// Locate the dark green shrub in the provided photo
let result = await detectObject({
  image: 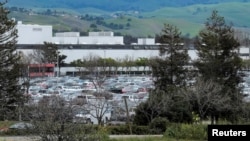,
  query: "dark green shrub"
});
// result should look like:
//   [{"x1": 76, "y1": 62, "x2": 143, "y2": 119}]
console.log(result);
[
  {"x1": 107, "y1": 125, "x2": 130, "y2": 135},
  {"x1": 3, "y1": 128, "x2": 34, "y2": 136},
  {"x1": 149, "y1": 117, "x2": 169, "y2": 134},
  {"x1": 164, "y1": 123, "x2": 207, "y2": 140},
  {"x1": 131, "y1": 125, "x2": 151, "y2": 135}
]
